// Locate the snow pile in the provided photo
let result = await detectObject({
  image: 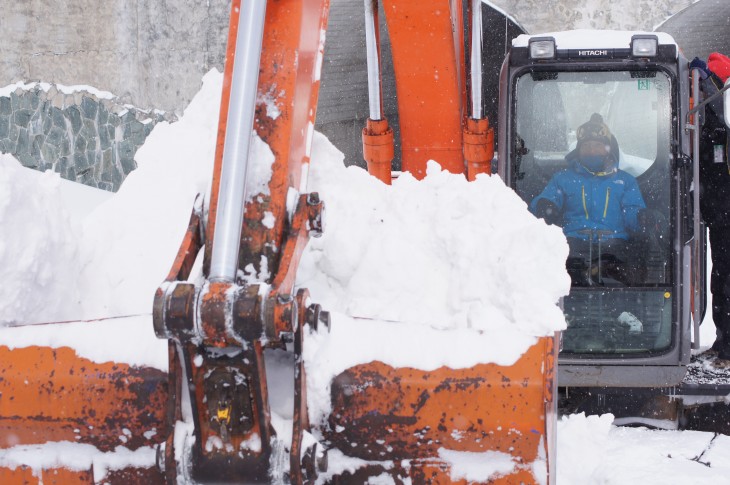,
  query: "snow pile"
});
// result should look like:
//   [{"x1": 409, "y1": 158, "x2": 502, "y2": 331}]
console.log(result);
[
  {"x1": 298, "y1": 132, "x2": 570, "y2": 423},
  {"x1": 0, "y1": 442, "x2": 156, "y2": 483},
  {"x1": 0, "y1": 68, "x2": 222, "y2": 324},
  {"x1": 0, "y1": 315, "x2": 167, "y2": 370},
  {"x1": 299, "y1": 134, "x2": 570, "y2": 333},
  {"x1": 78, "y1": 69, "x2": 222, "y2": 319},
  {"x1": 1, "y1": 66, "x2": 729, "y2": 483},
  {"x1": 438, "y1": 448, "x2": 518, "y2": 483},
  {"x1": 0, "y1": 155, "x2": 85, "y2": 325},
  {"x1": 557, "y1": 413, "x2": 730, "y2": 484}
]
